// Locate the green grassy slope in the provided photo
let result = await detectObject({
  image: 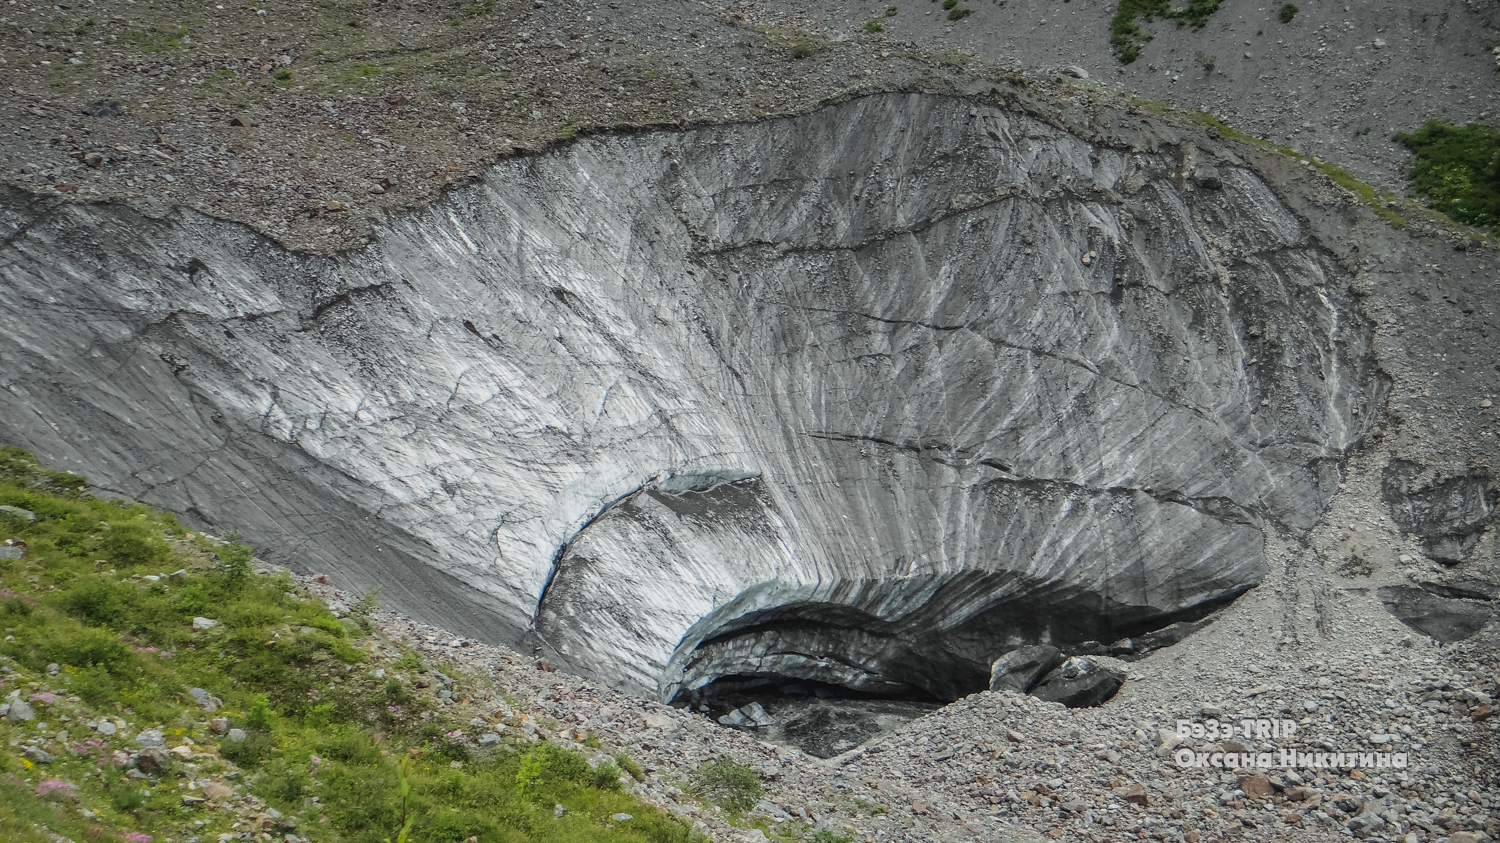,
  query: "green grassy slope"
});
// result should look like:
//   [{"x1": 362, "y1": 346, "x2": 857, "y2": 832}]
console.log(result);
[{"x1": 0, "y1": 446, "x2": 699, "y2": 843}]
